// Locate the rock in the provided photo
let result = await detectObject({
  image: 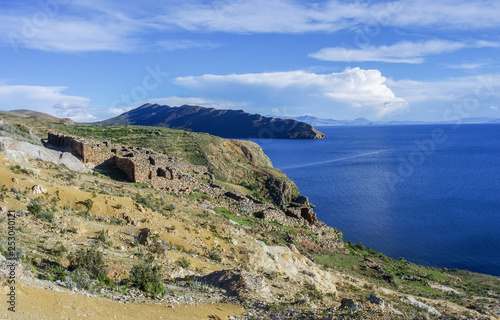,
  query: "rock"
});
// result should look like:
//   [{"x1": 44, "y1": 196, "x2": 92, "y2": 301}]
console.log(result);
[
  {"x1": 136, "y1": 228, "x2": 150, "y2": 245},
  {"x1": 340, "y1": 298, "x2": 362, "y2": 314},
  {"x1": 12, "y1": 178, "x2": 18, "y2": 184},
  {"x1": 197, "y1": 269, "x2": 273, "y2": 302},
  {"x1": 367, "y1": 295, "x2": 384, "y2": 308},
  {"x1": 32, "y1": 185, "x2": 47, "y2": 194},
  {"x1": 401, "y1": 296, "x2": 441, "y2": 316},
  {"x1": 247, "y1": 240, "x2": 337, "y2": 295},
  {"x1": 265, "y1": 176, "x2": 295, "y2": 208},
  {"x1": 122, "y1": 213, "x2": 138, "y2": 226},
  {"x1": 0, "y1": 137, "x2": 90, "y2": 172},
  {"x1": 224, "y1": 191, "x2": 246, "y2": 202},
  {"x1": 134, "y1": 203, "x2": 146, "y2": 213},
  {"x1": 294, "y1": 195, "x2": 309, "y2": 205}
]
